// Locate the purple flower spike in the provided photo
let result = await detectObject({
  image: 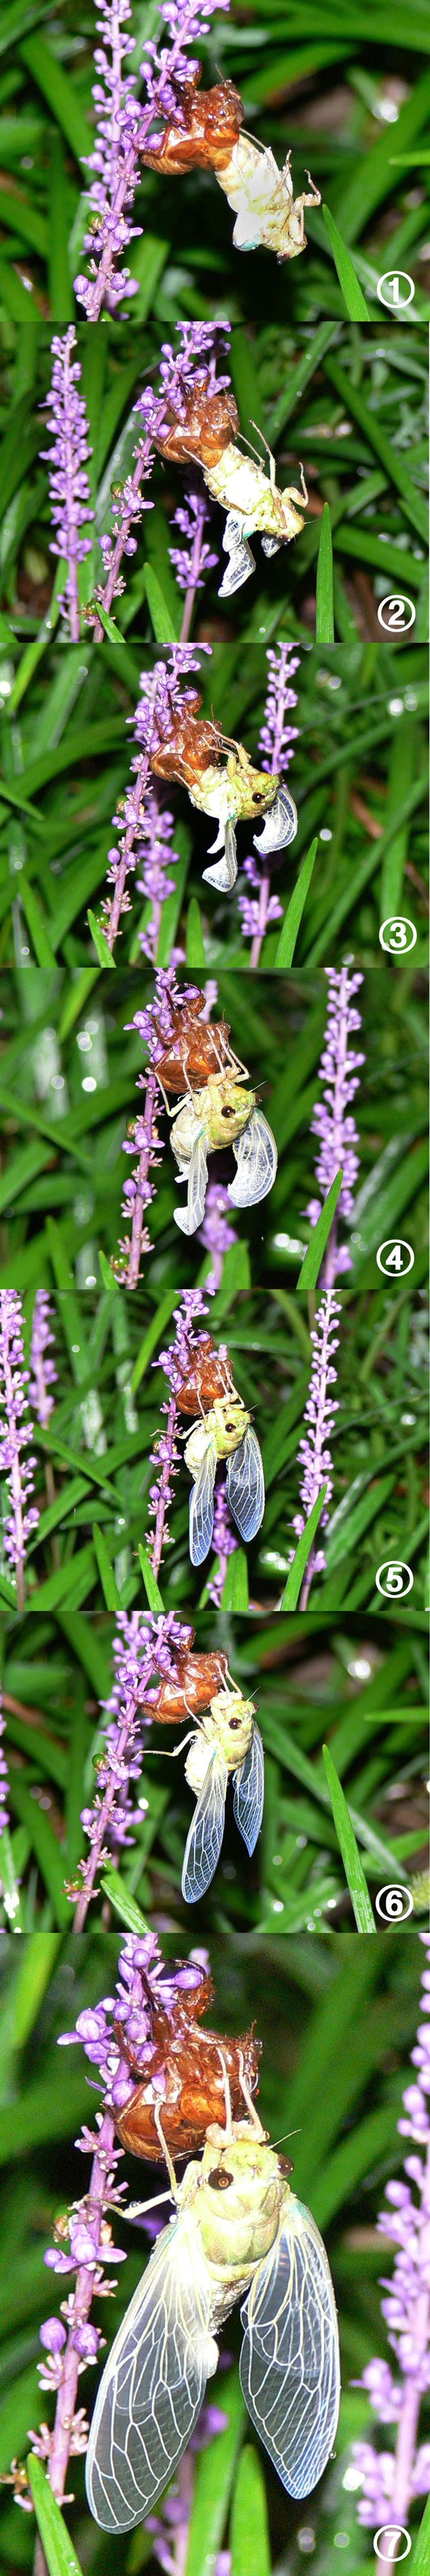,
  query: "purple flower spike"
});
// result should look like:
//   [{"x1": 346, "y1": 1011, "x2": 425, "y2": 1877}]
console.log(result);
[
  {"x1": 307, "y1": 966, "x2": 364, "y2": 1286},
  {"x1": 75, "y1": 0, "x2": 144, "y2": 320},
  {"x1": 99, "y1": 648, "x2": 206, "y2": 956},
  {"x1": 291, "y1": 1289, "x2": 341, "y2": 1610},
  {"x1": 41, "y1": 332, "x2": 94, "y2": 643},
  {"x1": 207, "y1": 1473, "x2": 238, "y2": 1605},
  {"x1": 0, "y1": 1291, "x2": 39, "y2": 1614},
  {"x1": 148, "y1": 1289, "x2": 209, "y2": 1578},
  {"x1": 169, "y1": 481, "x2": 219, "y2": 641},
  {"x1": 142, "y1": 0, "x2": 230, "y2": 126},
  {"x1": 352, "y1": 1935, "x2": 430, "y2": 2531},
  {"x1": 199, "y1": 1181, "x2": 239, "y2": 1295},
  {"x1": 72, "y1": 1611, "x2": 193, "y2": 1930},
  {"x1": 30, "y1": 1293, "x2": 57, "y2": 1429},
  {"x1": 239, "y1": 644, "x2": 300, "y2": 967}
]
